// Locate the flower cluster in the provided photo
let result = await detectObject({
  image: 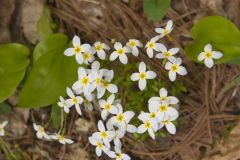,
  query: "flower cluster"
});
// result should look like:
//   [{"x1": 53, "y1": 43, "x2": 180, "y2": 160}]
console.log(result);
[
  {"x1": 0, "y1": 121, "x2": 8, "y2": 136},
  {"x1": 32, "y1": 20, "x2": 188, "y2": 160}
]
